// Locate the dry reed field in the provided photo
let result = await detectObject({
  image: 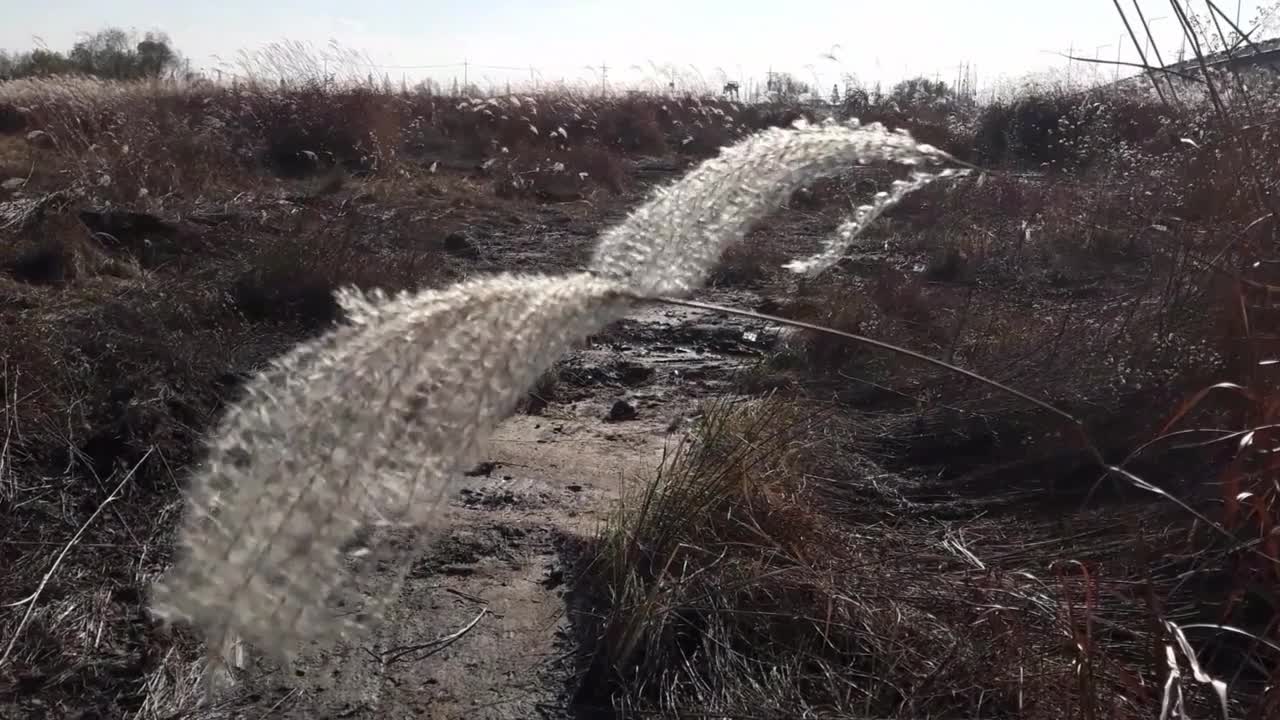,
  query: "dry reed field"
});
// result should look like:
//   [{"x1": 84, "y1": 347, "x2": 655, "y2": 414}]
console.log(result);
[{"x1": 1, "y1": 11, "x2": 1279, "y2": 720}]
